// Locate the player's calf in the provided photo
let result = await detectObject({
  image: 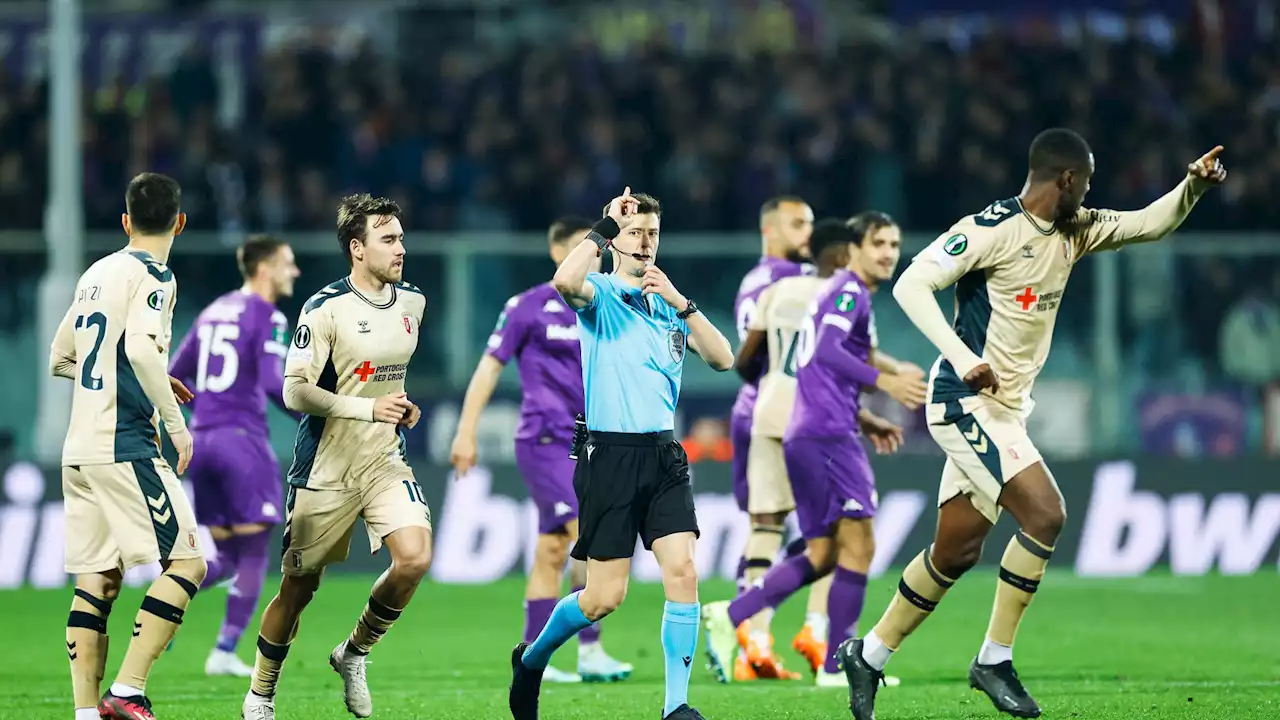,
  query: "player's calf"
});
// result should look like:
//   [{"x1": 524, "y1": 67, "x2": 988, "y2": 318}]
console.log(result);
[
  {"x1": 110, "y1": 557, "x2": 206, "y2": 701},
  {"x1": 68, "y1": 572, "x2": 121, "y2": 720},
  {"x1": 250, "y1": 572, "x2": 320, "y2": 701}
]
